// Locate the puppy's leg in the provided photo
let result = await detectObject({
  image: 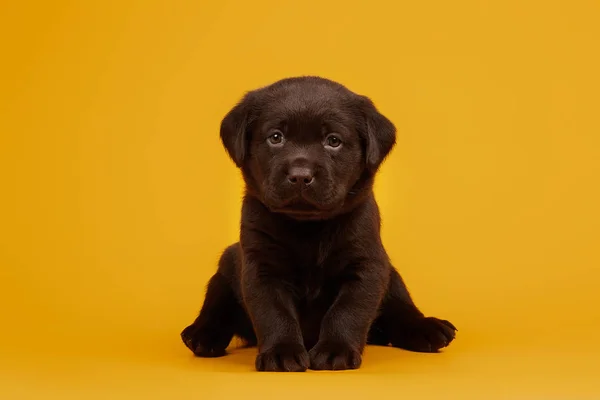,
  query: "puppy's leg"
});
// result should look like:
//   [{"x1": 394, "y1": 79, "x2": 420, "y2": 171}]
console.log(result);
[
  {"x1": 368, "y1": 267, "x2": 457, "y2": 353},
  {"x1": 308, "y1": 265, "x2": 388, "y2": 370},
  {"x1": 243, "y1": 261, "x2": 309, "y2": 372},
  {"x1": 181, "y1": 244, "x2": 251, "y2": 357},
  {"x1": 180, "y1": 271, "x2": 239, "y2": 357}
]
